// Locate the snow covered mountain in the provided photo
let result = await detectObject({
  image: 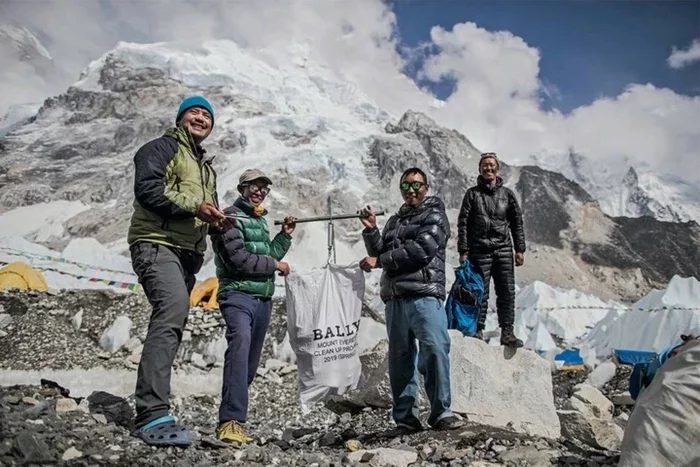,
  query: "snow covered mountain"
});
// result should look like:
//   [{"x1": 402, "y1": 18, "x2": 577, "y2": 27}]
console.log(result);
[
  {"x1": 528, "y1": 150, "x2": 700, "y2": 225},
  {"x1": 0, "y1": 39, "x2": 698, "y2": 302},
  {"x1": 0, "y1": 24, "x2": 56, "y2": 130}
]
